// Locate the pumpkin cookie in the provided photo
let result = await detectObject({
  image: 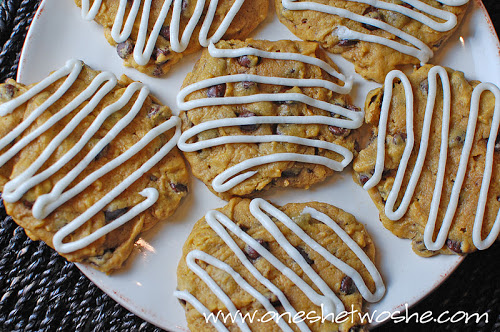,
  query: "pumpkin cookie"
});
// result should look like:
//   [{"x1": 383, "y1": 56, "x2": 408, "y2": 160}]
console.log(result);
[
  {"x1": 275, "y1": 0, "x2": 469, "y2": 83},
  {"x1": 178, "y1": 39, "x2": 364, "y2": 199},
  {"x1": 0, "y1": 60, "x2": 189, "y2": 273},
  {"x1": 175, "y1": 198, "x2": 385, "y2": 331},
  {"x1": 74, "y1": 0, "x2": 268, "y2": 76},
  {"x1": 353, "y1": 65, "x2": 500, "y2": 256}
]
